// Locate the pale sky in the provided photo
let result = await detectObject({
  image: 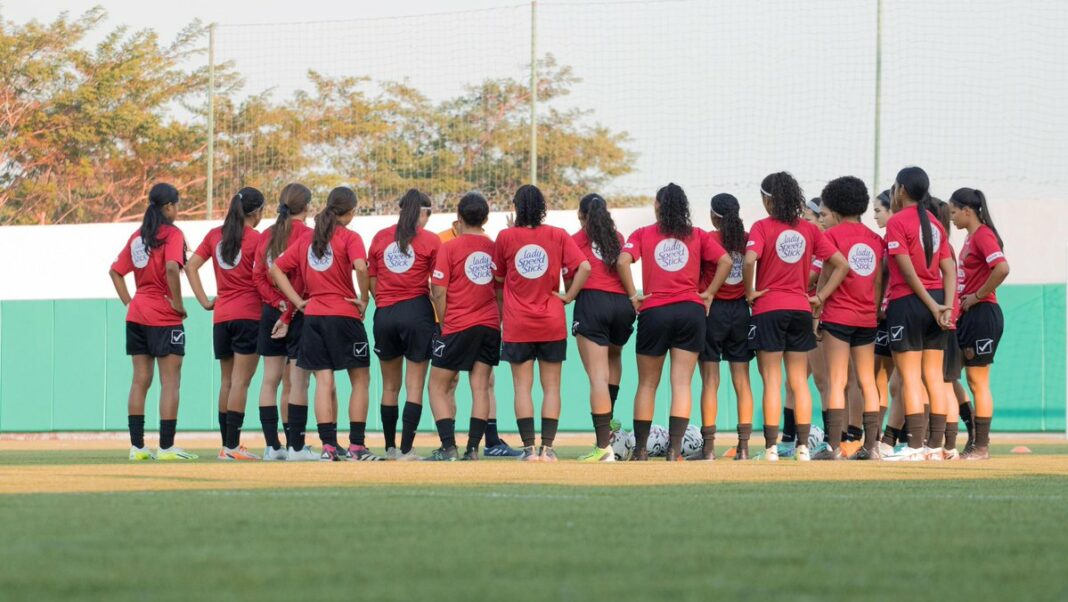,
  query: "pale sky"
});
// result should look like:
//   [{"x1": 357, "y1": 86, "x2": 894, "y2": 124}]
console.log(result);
[{"x1": 5, "y1": 0, "x2": 1067, "y2": 205}]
